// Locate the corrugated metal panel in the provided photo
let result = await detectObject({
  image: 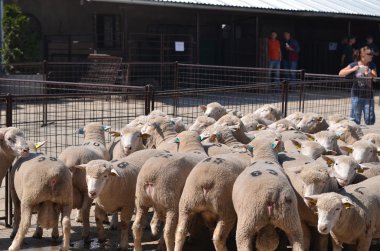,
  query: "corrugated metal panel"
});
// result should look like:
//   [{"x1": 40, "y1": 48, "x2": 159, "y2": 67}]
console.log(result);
[{"x1": 92, "y1": 0, "x2": 380, "y2": 17}]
